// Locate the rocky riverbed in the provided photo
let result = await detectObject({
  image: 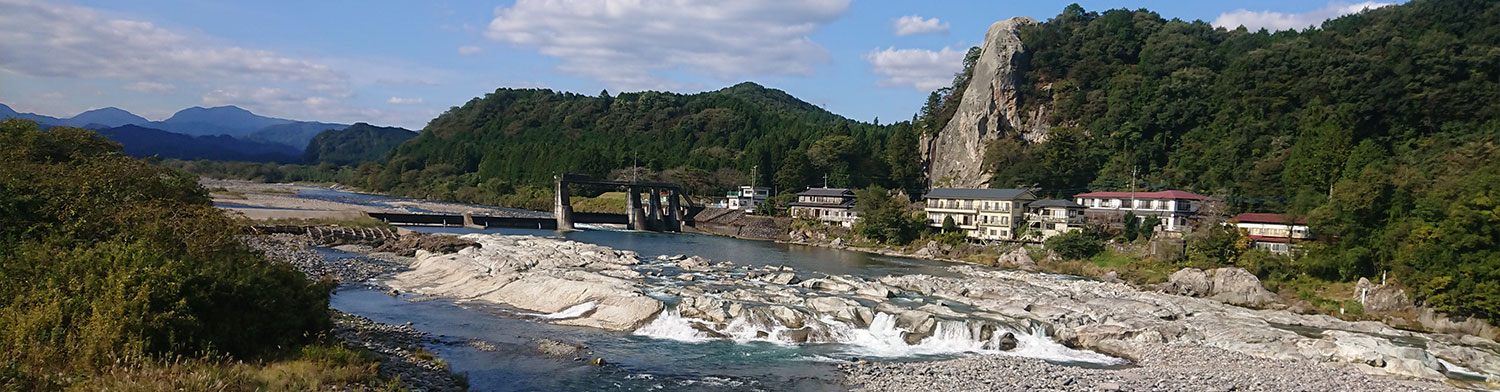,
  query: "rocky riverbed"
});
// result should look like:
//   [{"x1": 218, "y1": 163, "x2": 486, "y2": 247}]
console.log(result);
[
  {"x1": 381, "y1": 232, "x2": 1498, "y2": 391},
  {"x1": 843, "y1": 342, "x2": 1454, "y2": 392}
]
